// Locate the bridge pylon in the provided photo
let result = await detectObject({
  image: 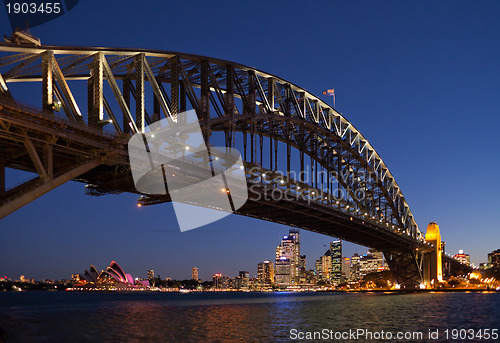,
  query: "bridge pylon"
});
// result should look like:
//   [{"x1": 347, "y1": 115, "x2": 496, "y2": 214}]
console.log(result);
[{"x1": 423, "y1": 221, "x2": 443, "y2": 286}]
